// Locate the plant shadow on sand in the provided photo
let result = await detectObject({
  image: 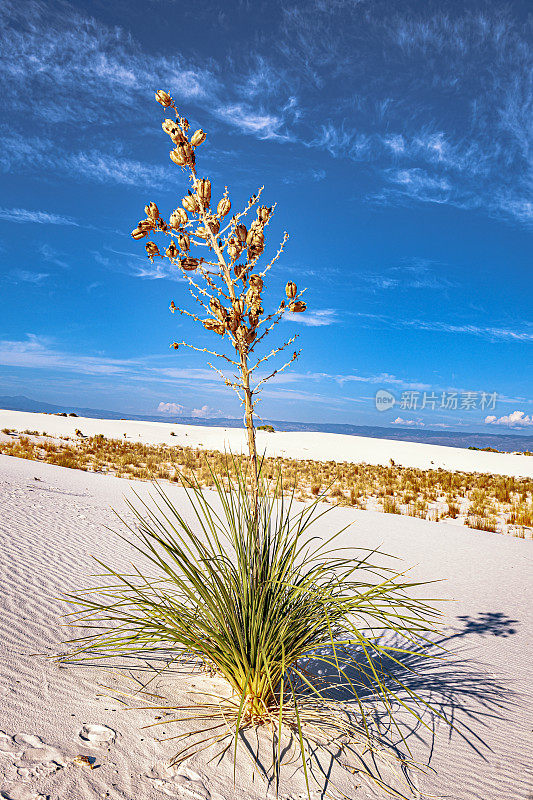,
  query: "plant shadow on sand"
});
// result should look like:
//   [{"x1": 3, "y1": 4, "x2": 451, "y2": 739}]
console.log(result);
[
  {"x1": 290, "y1": 610, "x2": 518, "y2": 796},
  {"x1": 60, "y1": 611, "x2": 517, "y2": 799}
]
